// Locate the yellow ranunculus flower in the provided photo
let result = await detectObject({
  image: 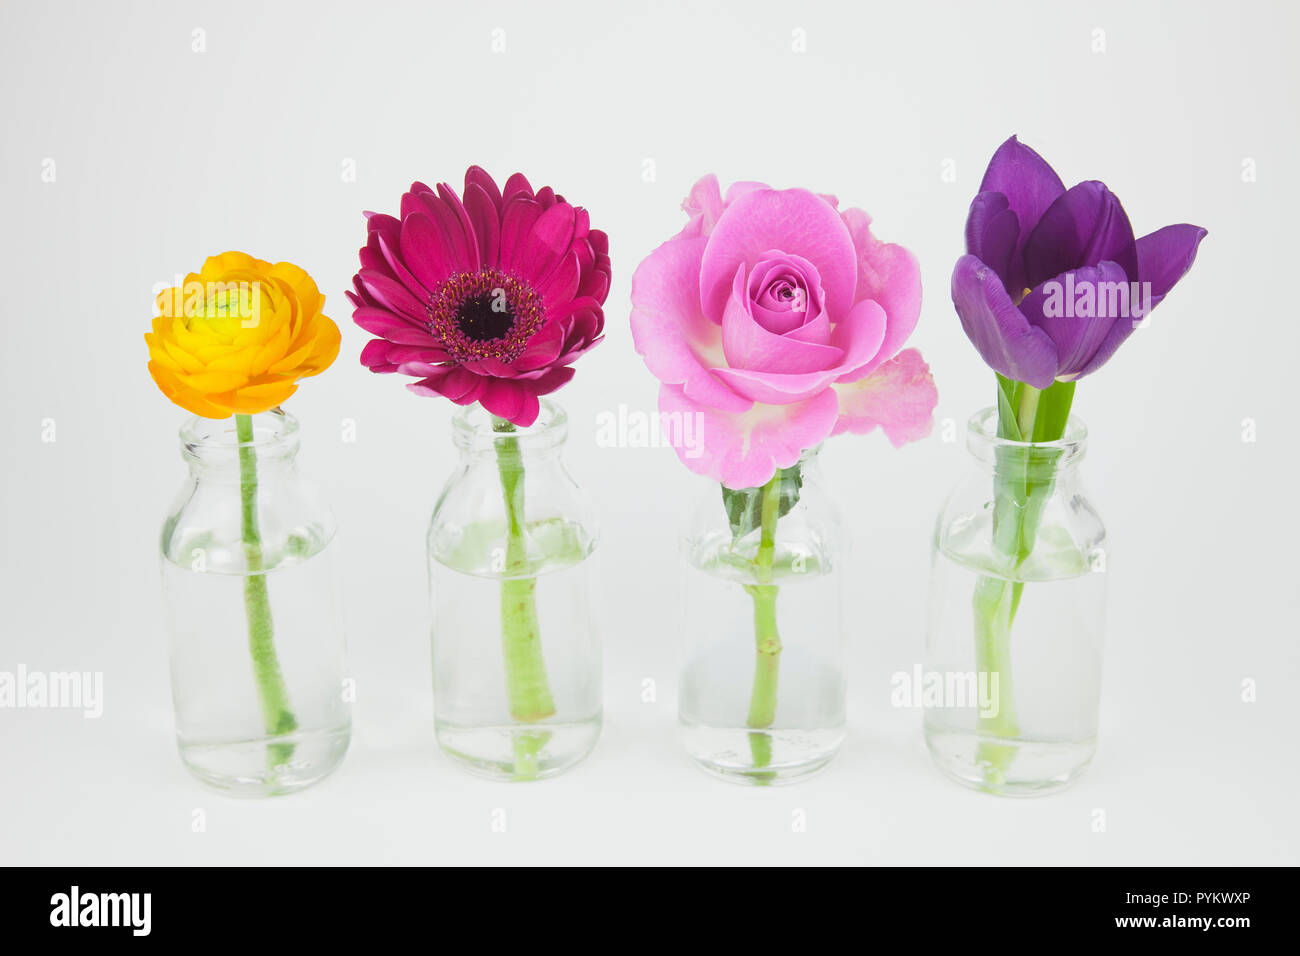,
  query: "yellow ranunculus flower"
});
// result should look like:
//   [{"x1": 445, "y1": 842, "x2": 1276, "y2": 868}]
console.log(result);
[{"x1": 146, "y1": 251, "x2": 341, "y2": 418}]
